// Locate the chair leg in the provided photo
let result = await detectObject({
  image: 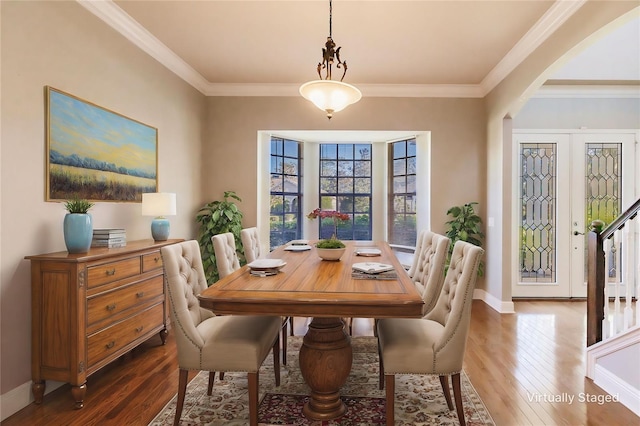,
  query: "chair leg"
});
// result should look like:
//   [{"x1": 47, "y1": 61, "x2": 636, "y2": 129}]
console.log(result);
[
  {"x1": 439, "y1": 375, "x2": 454, "y2": 410},
  {"x1": 219, "y1": 372, "x2": 225, "y2": 380},
  {"x1": 385, "y1": 374, "x2": 395, "y2": 426},
  {"x1": 282, "y1": 319, "x2": 288, "y2": 365},
  {"x1": 174, "y1": 369, "x2": 189, "y2": 426},
  {"x1": 289, "y1": 316, "x2": 294, "y2": 336},
  {"x1": 452, "y1": 373, "x2": 466, "y2": 426},
  {"x1": 248, "y1": 372, "x2": 258, "y2": 426},
  {"x1": 272, "y1": 333, "x2": 281, "y2": 387},
  {"x1": 207, "y1": 372, "x2": 215, "y2": 396},
  {"x1": 378, "y1": 340, "x2": 384, "y2": 390}
]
